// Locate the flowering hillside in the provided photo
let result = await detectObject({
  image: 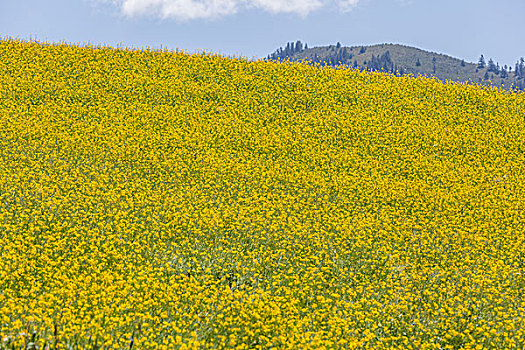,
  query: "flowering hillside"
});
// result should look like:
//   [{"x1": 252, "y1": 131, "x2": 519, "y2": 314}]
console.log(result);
[{"x1": 1, "y1": 39, "x2": 524, "y2": 349}]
